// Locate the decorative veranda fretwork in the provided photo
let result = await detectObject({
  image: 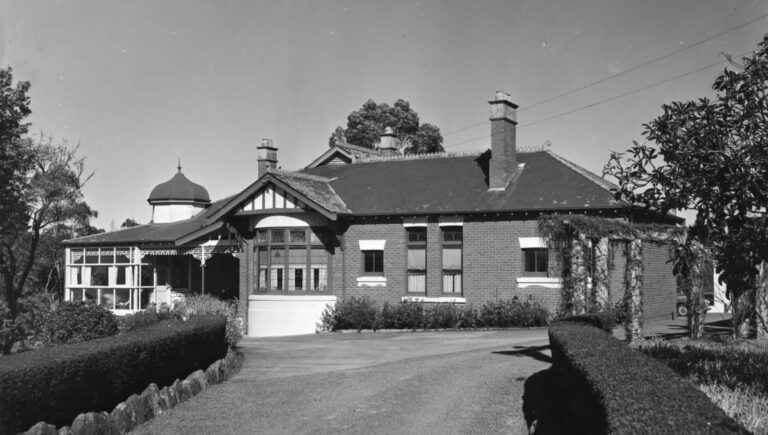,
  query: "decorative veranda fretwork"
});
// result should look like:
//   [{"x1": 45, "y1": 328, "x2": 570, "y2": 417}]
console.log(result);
[{"x1": 538, "y1": 215, "x2": 684, "y2": 343}]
